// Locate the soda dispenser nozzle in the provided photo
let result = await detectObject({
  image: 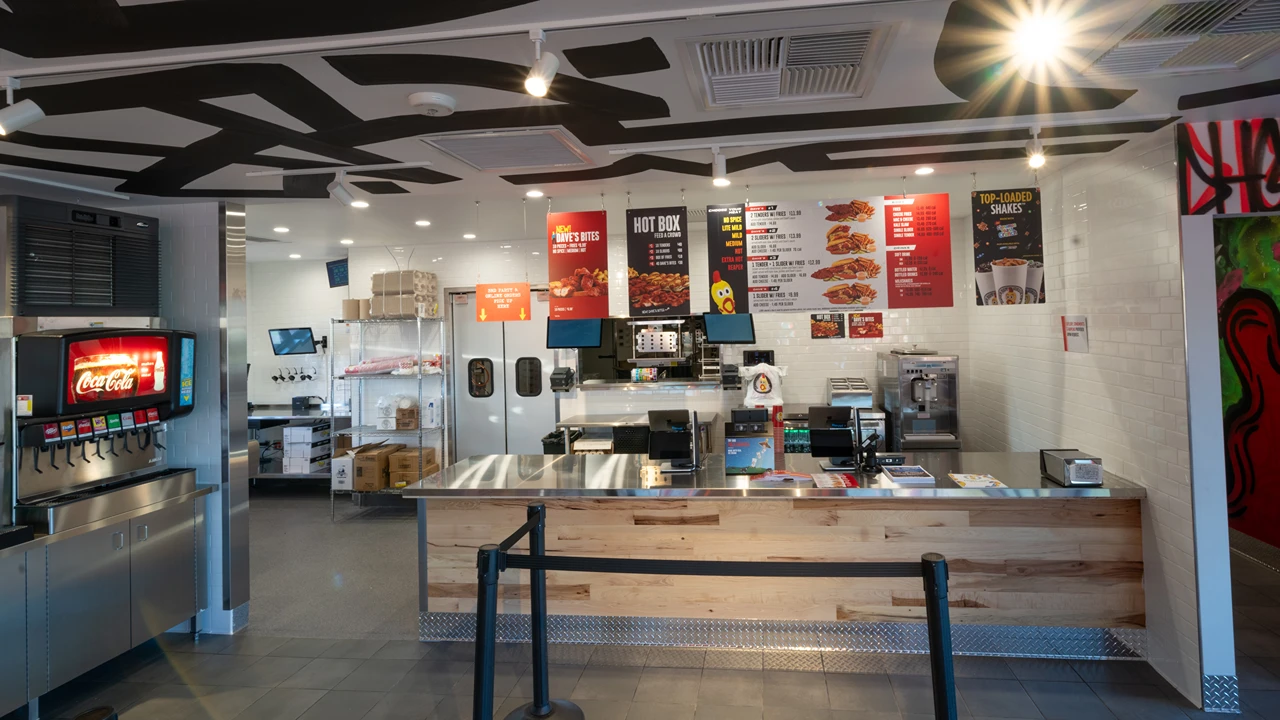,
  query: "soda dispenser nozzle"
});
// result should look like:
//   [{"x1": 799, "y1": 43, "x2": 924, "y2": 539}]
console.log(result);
[
  {"x1": 81, "y1": 442, "x2": 89, "y2": 464},
  {"x1": 31, "y1": 446, "x2": 42, "y2": 474},
  {"x1": 65, "y1": 442, "x2": 75, "y2": 467},
  {"x1": 49, "y1": 445, "x2": 60, "y2": 470},
  {"x1": 139, "y1": 429, "x2": 150, "y2": 451},
  {"x1": 93, "y1": 439, "x2": 104, "y2": 460},
  {"x1": 106, "y1": 435, "x2": 118, "y2": 458}
]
